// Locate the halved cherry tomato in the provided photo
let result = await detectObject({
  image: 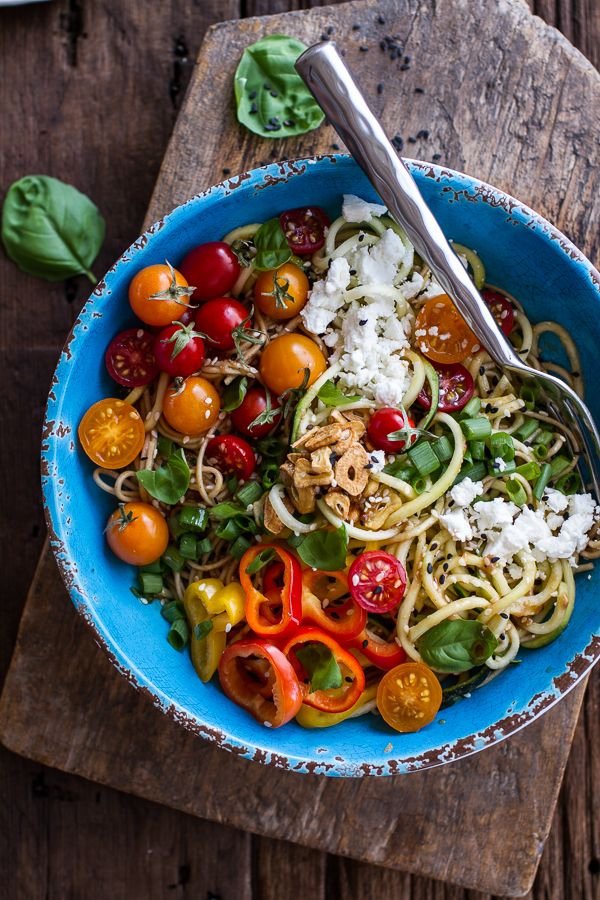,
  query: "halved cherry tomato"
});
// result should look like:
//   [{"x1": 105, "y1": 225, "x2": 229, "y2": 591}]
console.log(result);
[
  {"x1": 279, "y1": 206, "x2": 330, "y2": 255},
  {"x1": 349, "y1": 551, "x2": 407, "y2": 614},
  {"x1": 376, "y1": 661, "x2": 442, "y2": 732},
  {"x1": 301, "y1": 570, "x2": 366, "y2": 640},
  {"x1": 283, "y1": 627, "x2": 365, "y2": 713},
  {"x1": 482, "y1": 288, "x2": 515, "y2": 336},
  {"x1": 416, "y1": 362, "x2": 474, "y2": 413},
  {"x1": 162, "y1": 376, "x2": 220, "y2": 435},
  {"x1": 367, "y1": 408, "x2": 417, "y2": 453},
  {"x1": 105, "y1": 501, "x2": 169, "y2": 566},
  {"x1": 105, "y1": 328, "x2": 158, "y2": 387},
  {"x1": 414, "y1": 294, "x2": 478, "y2": 364},
  {"x1": 259, "y1": 333, "x2": 327, "y2": 395},
  {"x1": 129, "y1": 263, "x2": 194, "y2": 327},
  {"x1": 179, "y1": 241, "x2": 240, "y2": 301},
  {"x1": 78, "y1": 398, "x2": 145, "y2": 468},
  {"x1": 205, "y1": 434, "x2": 256, "y2": 481},
  {"x1": 194, "y1": 297, "x2": 248, "y2": 351},
  {"x1": 254, "y1": 262, "x2": 309, "y2": 321},
  {"x1": 230, "y1": 386, "x2": 281, "y2": 439},
  {"x1": 154, "y1": 322, "x2": 205, "y2": 377},
  {"x1": 346, "y1": 625, "x2": 407, "y2": 670}
]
